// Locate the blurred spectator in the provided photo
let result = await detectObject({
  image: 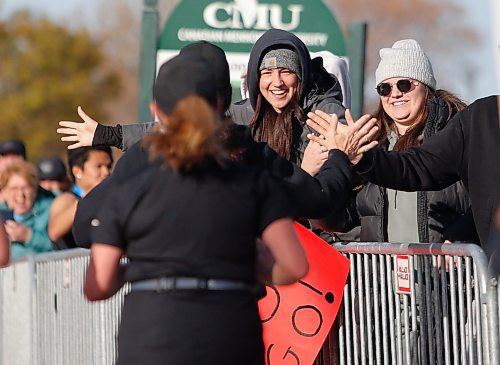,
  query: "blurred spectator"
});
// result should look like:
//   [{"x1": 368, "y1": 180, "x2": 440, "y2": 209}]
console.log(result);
[
  {"x1": 0, "y1": 160, "x2": 54, "y2": 258},
  {"x1": 0, "y1": 139, "x2": 26, "y2": 165},
  {"x1": 0, "y1": 139, "x2": 27, "y2": 204},
  {"x1": 37, "y1": 157, "x2": 71, "y2": 195},
  {"x1": 48, "y1": 146, "x2": 113, "y2": 249}
]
